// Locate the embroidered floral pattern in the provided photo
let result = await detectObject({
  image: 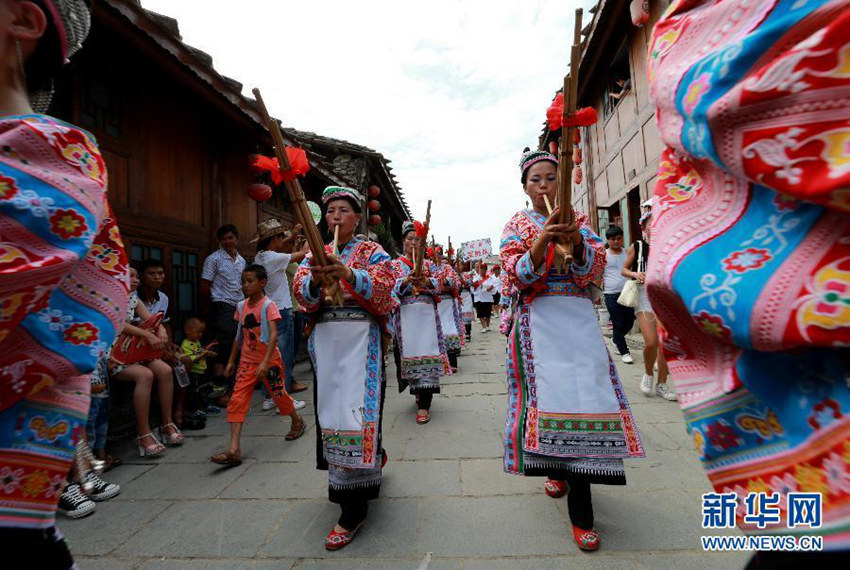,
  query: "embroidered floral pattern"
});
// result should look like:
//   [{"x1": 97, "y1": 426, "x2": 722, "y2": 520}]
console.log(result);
[
  {"x1": 796, "y1": 258, "x2": 850, "y2": 342},
  {"x1": 64, "y1": 323, "x2": 99, "y2": 345},
  {"x1": 0, "y1": 173, "x2": 18, "y2": 199},
  {"x1": 823, "y1": 452, "x2": 850, "y2": 496},
  {"x1": 694, "y1": 311, "x2": 732, "y2": 340},
  {"x1": 722, "y1": 248, "x2": 772, "y2": 274},
  {"x1": 683, "y1": 73, "x2": 711, "y2": 115},
  {"x1": 88, "y1": 243, "x2": 123, "y2": 272},
  {"x1": 794, "y1": 463, "x2": 829, "y2": 497},
  {"x1": 705, "y1": 419, "x2": 743, "y2": 451},
  {"x1": 48, "y1": 208, "x2": 88, "y2": 239},
  {"x1": 38, "y1": 308, "x2": 72, "y2": 331}
]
